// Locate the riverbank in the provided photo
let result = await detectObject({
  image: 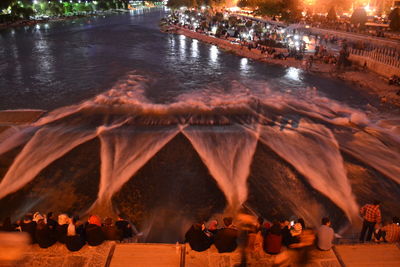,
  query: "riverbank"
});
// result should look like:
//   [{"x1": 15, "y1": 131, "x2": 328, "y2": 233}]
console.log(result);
[
  {"x1": 173, "y1": 26, "x2": 400, "y2": 108},
  {"x1": 0, "y1": 9, "x2": 130, "y2": 31}
]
